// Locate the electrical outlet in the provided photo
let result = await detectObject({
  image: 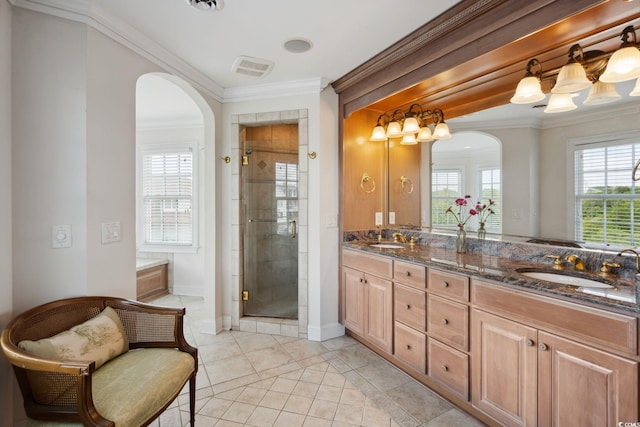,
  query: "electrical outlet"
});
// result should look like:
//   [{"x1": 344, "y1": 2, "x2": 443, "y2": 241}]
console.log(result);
[
  {"x1": 375, "y1": 212, "x2": 383, "y2": 226},
  {"x1": 101, "y1": 221, "x2": 122, "y2": 244}
]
